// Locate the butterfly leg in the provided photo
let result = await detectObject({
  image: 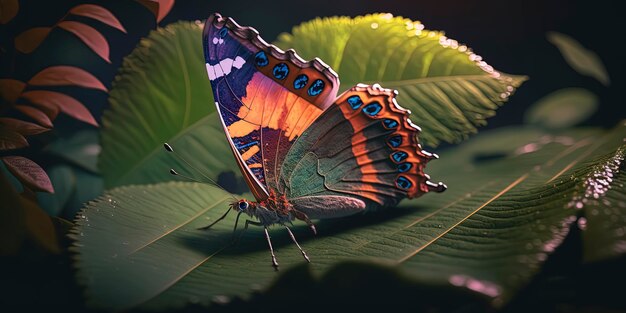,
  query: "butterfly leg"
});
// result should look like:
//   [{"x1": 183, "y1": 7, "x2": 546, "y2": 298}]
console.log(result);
[
  {"x1": 264, "y1": 227, "x2": 279, "y2": 270},
  {"x1": 231, "y1": 219, "x2": 261, "y2": 245},
  {"x1": 197, "y1": 206, "x2": 231, "y2": 230},
  {"x1": 292, "y1": 209, "x2": 317, "y2": 235},
  {"x1": 285, "y1": 226, "x2": 310, "y2": 263}
]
